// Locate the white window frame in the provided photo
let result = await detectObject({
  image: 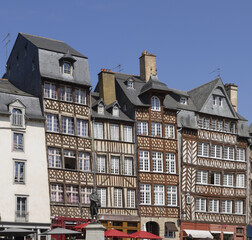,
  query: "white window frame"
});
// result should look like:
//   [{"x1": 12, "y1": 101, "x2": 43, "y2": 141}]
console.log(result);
[
  {"x1": 211, "y1": 172, "x2": 221, "y2": 186},
  {"x1": 151, "y1": 122, "x2": 162, "y2": 137},
  {"x1": 235, "y1": 200, "x2": 243, "y2": 214},
  {"x1": 98, "y1": 103, "x2": 104, "y2": 115},
  {"x1": 223, "y1": 174, "x2": 234, "y2": 187},
  {"x1": 114, "y1": 188, "x2": 123, "y2": 208},
  {"x1": 236, "y1": 174, "x2": 245, "y2": 188},
  {"x1": 111, "y1": 156, "x2": 120, "y2": 174},
  {"x1": 127, "y1": 189, "x2": 135, "y2": 208},
  {"x1": 167, "y1": 186, "x2": 177, "y2": 206},
  {"x1": 137, "y1": 121, "x2": 148, "y2": 135},
  {"x1": 209, "y1": 199, "x2": 219, "y2": 213},
  {"x1": 77, "y1": 119, "x2": 88, "y2": 137},
  {"x1": 97, "y1": 188, "x2": 106, "y2": 207},
  {"x1": 124, "y1": 157, "x2": 133, "y2": 175},
  {"x1": 151, "y1": 96, "x2": 161, "y2": 111},
  {"x1": 237, "y1": 148, "x2": 245, "y2": 161},
  {"x1": 94, "y1": 122, "x2": 103, "y2": 139},
  {"x1": 112, "y1": 106, "x2": 119, "y2": 117},
  {"x1": 12, "y1": 108, "x2": 23, "y2": 127},
  {"x1": 224, "y1": 146, "x2": 234, "y2": 160},
  {"x1": 166, "y1": 153, "x2": 176, "y2": 174},
  {"x1": 97, "y1": 155, "x2": 106, "y2": 173},
  {"x1": 211, "y1": 144, "x2": 222, "y2": 159},
  {"x1": 140, "y1": 184, "x2": 151, "y2": 205},
  {"x1": 16, "y1": 196, "x2": 28, "y2": 221},
  {"x1": 139, "y1": 150, "x2": 150, "y2": 172},
  {"x1": 14, "y1": 161, "x2": 25, "y2": 183},
  {"x1": 48, "y1": 147, "x2": 61, "y2": 168},
  {"x1": 44, "y1": 82, "x2": 57, "y2": 99},
  {"x1": 196, "y1": 198, "x2": 206, "y2": 212},
  {"x1": 217, "y1": 120, "x2": 223, "y2": 131},
  {"x1": 152, "y1": 151, "x2": 163, "y2": 172},
  {"x1": 61, "y1": 116, "x2": 74, "y2": 135},
  {"x1": 75, "y1": 89, "x2": 86, "y2": 104},
  {"x1": 66, "y1": 185, "x2": 79, "y2": 204},
  {"x1": 50, "y1": 184, "x2": 64, "y2": 203},
  {"x1": 78, "y1": 152, "x2": 90, "y2": 171},
  {"x1": 180, "y1": 97, "x2": 187, "y2": 105},
  {"x1": 80, "y1": 186, "x2": 92, "y2": 204},
  {"x1": 165, "y1": 124, "x2": 175, "y2": 138},
  {"x1": 13, "y1": 132, "x2": 24, "y2": 151},
  {"x1": 46, "y1": 114, "x2": 59, "y2": 132},
  {"x1": 127, "y1": 80, "x2": 134, "y2": 88},
  {"x1": 197, "y1": 170, "x2": 208, "y2": 184},
  {"x1": 124, "y1": 125, "x2": 133, "y2": 142},
  {"x1": 154, "y1": 185, "x2": 165, "y2": 205},
  {"x1": 60, "y1": 86, "x2": 72, "y2": 102},
  {"x1": 198, "y1": 142, "x2": 209, "y2": 157},
  {"x1": 110, "y1": 124, "x2": 119, "y2": 141},
  {"x1": 222, "y1": 200, "x2": 232, "y2": 214},
  {"x1": 63, "y1": 61, "x2": 72, "y2": 75}
]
